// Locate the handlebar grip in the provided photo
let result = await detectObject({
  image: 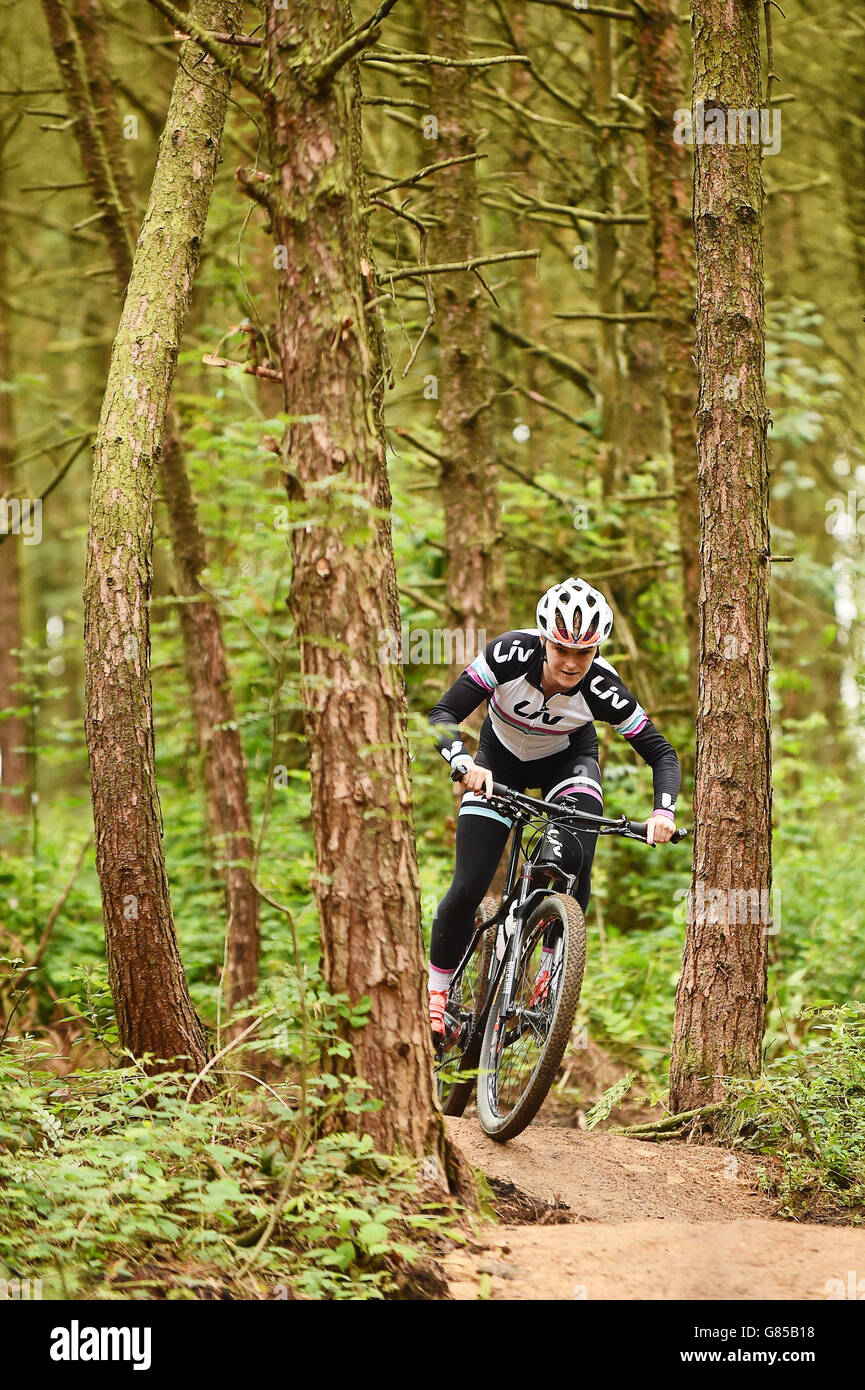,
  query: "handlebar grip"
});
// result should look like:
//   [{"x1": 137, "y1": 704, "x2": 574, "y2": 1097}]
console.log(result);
[{"x1": 626, "y1": 821, "x2": 689, "y2": 845}]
